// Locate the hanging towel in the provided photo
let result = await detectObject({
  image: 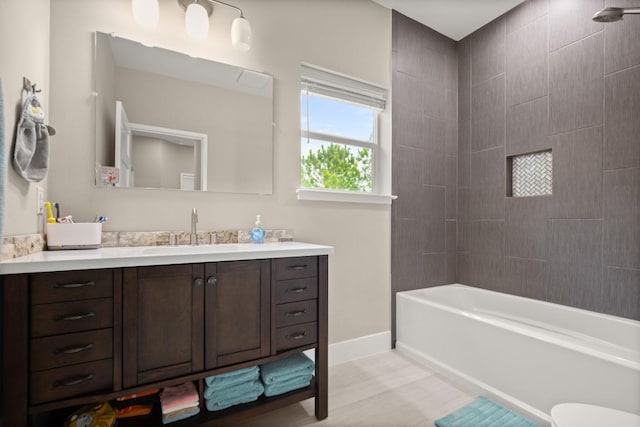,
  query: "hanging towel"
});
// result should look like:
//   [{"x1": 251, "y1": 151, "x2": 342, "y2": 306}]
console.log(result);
[
  {"x1": 0, "y1": 79, "x2": 5, "y2": 251},
  {"x1": 204, "y1": 365, "x2": 259, "y2": 388},
  {"x1": 263, "y1": 374, "x2": 312, "y2": 397},
  {"x1": 12, "y1": 92, "x2": 55, "y2": 182},
  {"x1": 260, "y1": 353, "x2": 314, "y2": 385}
]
